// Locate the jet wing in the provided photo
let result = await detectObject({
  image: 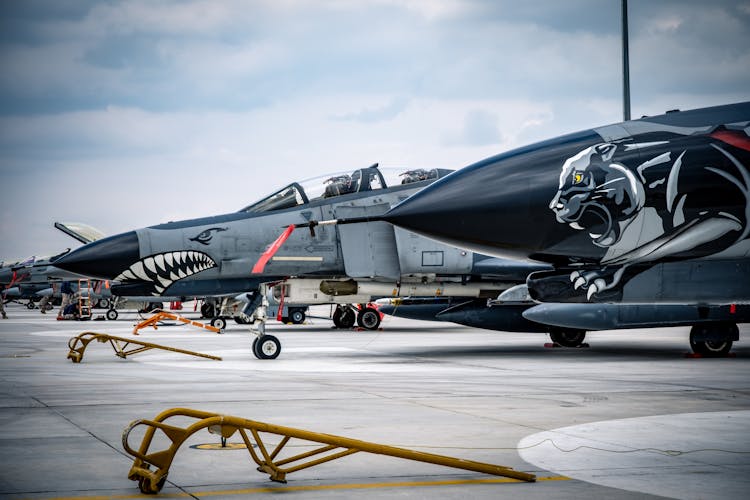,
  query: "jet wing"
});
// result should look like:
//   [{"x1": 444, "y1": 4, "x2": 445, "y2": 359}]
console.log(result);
[{"x1": 54, "y1": 222, "x2": 106, "y2": 244}]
